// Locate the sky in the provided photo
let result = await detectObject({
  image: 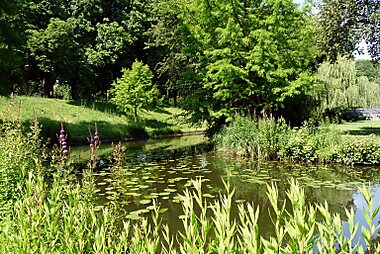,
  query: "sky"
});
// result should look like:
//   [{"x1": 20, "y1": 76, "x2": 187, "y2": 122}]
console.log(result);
[{"x1": 355, "y1": 42, "x2": 372, "y2": 60}]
